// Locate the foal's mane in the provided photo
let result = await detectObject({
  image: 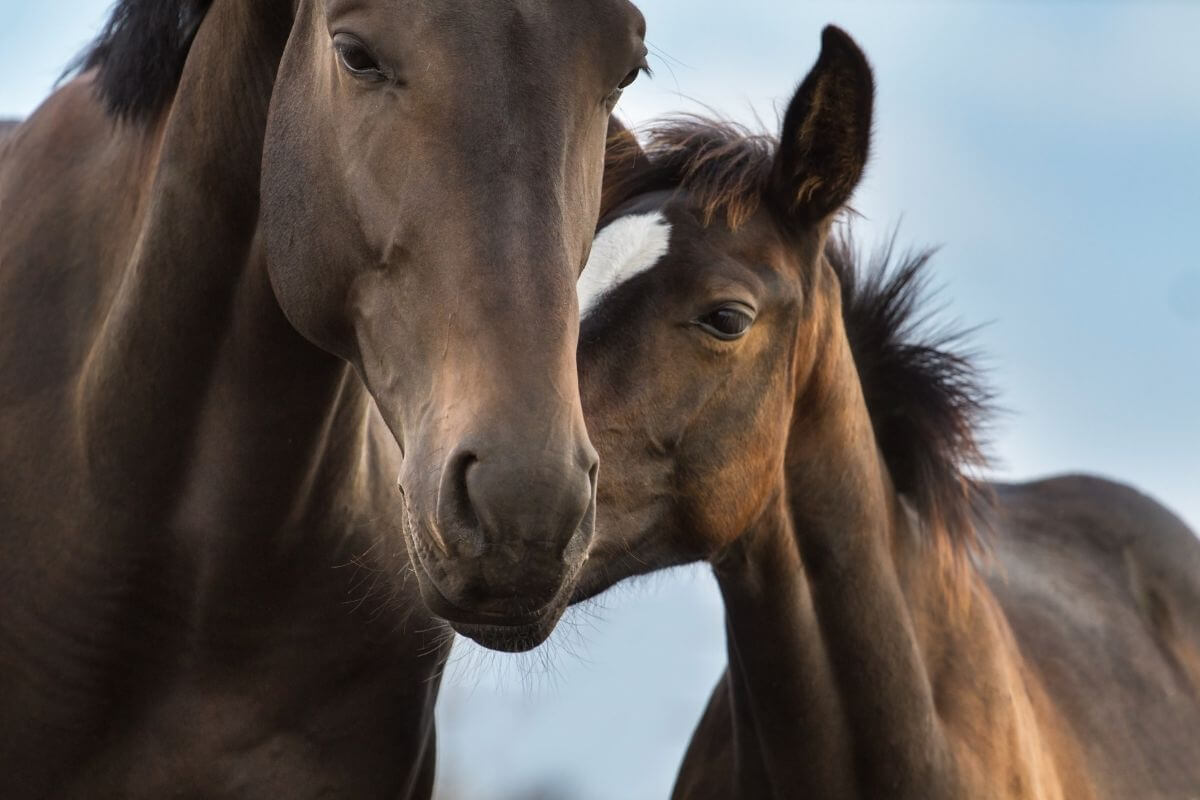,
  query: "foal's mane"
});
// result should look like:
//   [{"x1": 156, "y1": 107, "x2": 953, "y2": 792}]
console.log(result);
[
  {"x1": 604, "y1": 116, "x2": 775, "y2": 229},
  {"x1": 606, "y1": 118, "x2": 993, "y2": 554},
  {"x1": 70, "y1": 0, "x2": 215, "y2": 120},
  {"x1": 827, "y1": 233, "x2": 992, "y2": 554}
]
